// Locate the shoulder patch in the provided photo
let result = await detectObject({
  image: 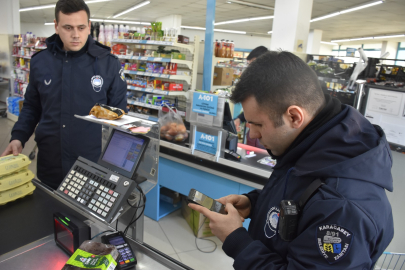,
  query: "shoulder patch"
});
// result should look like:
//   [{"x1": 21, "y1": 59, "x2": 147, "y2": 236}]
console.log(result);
[
  {"x1": 316, "y1": 224, "x2": 353, "y2": 264},
  {"x1": 119, "y1": 68, "x2": 125, "y2": 81}
]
